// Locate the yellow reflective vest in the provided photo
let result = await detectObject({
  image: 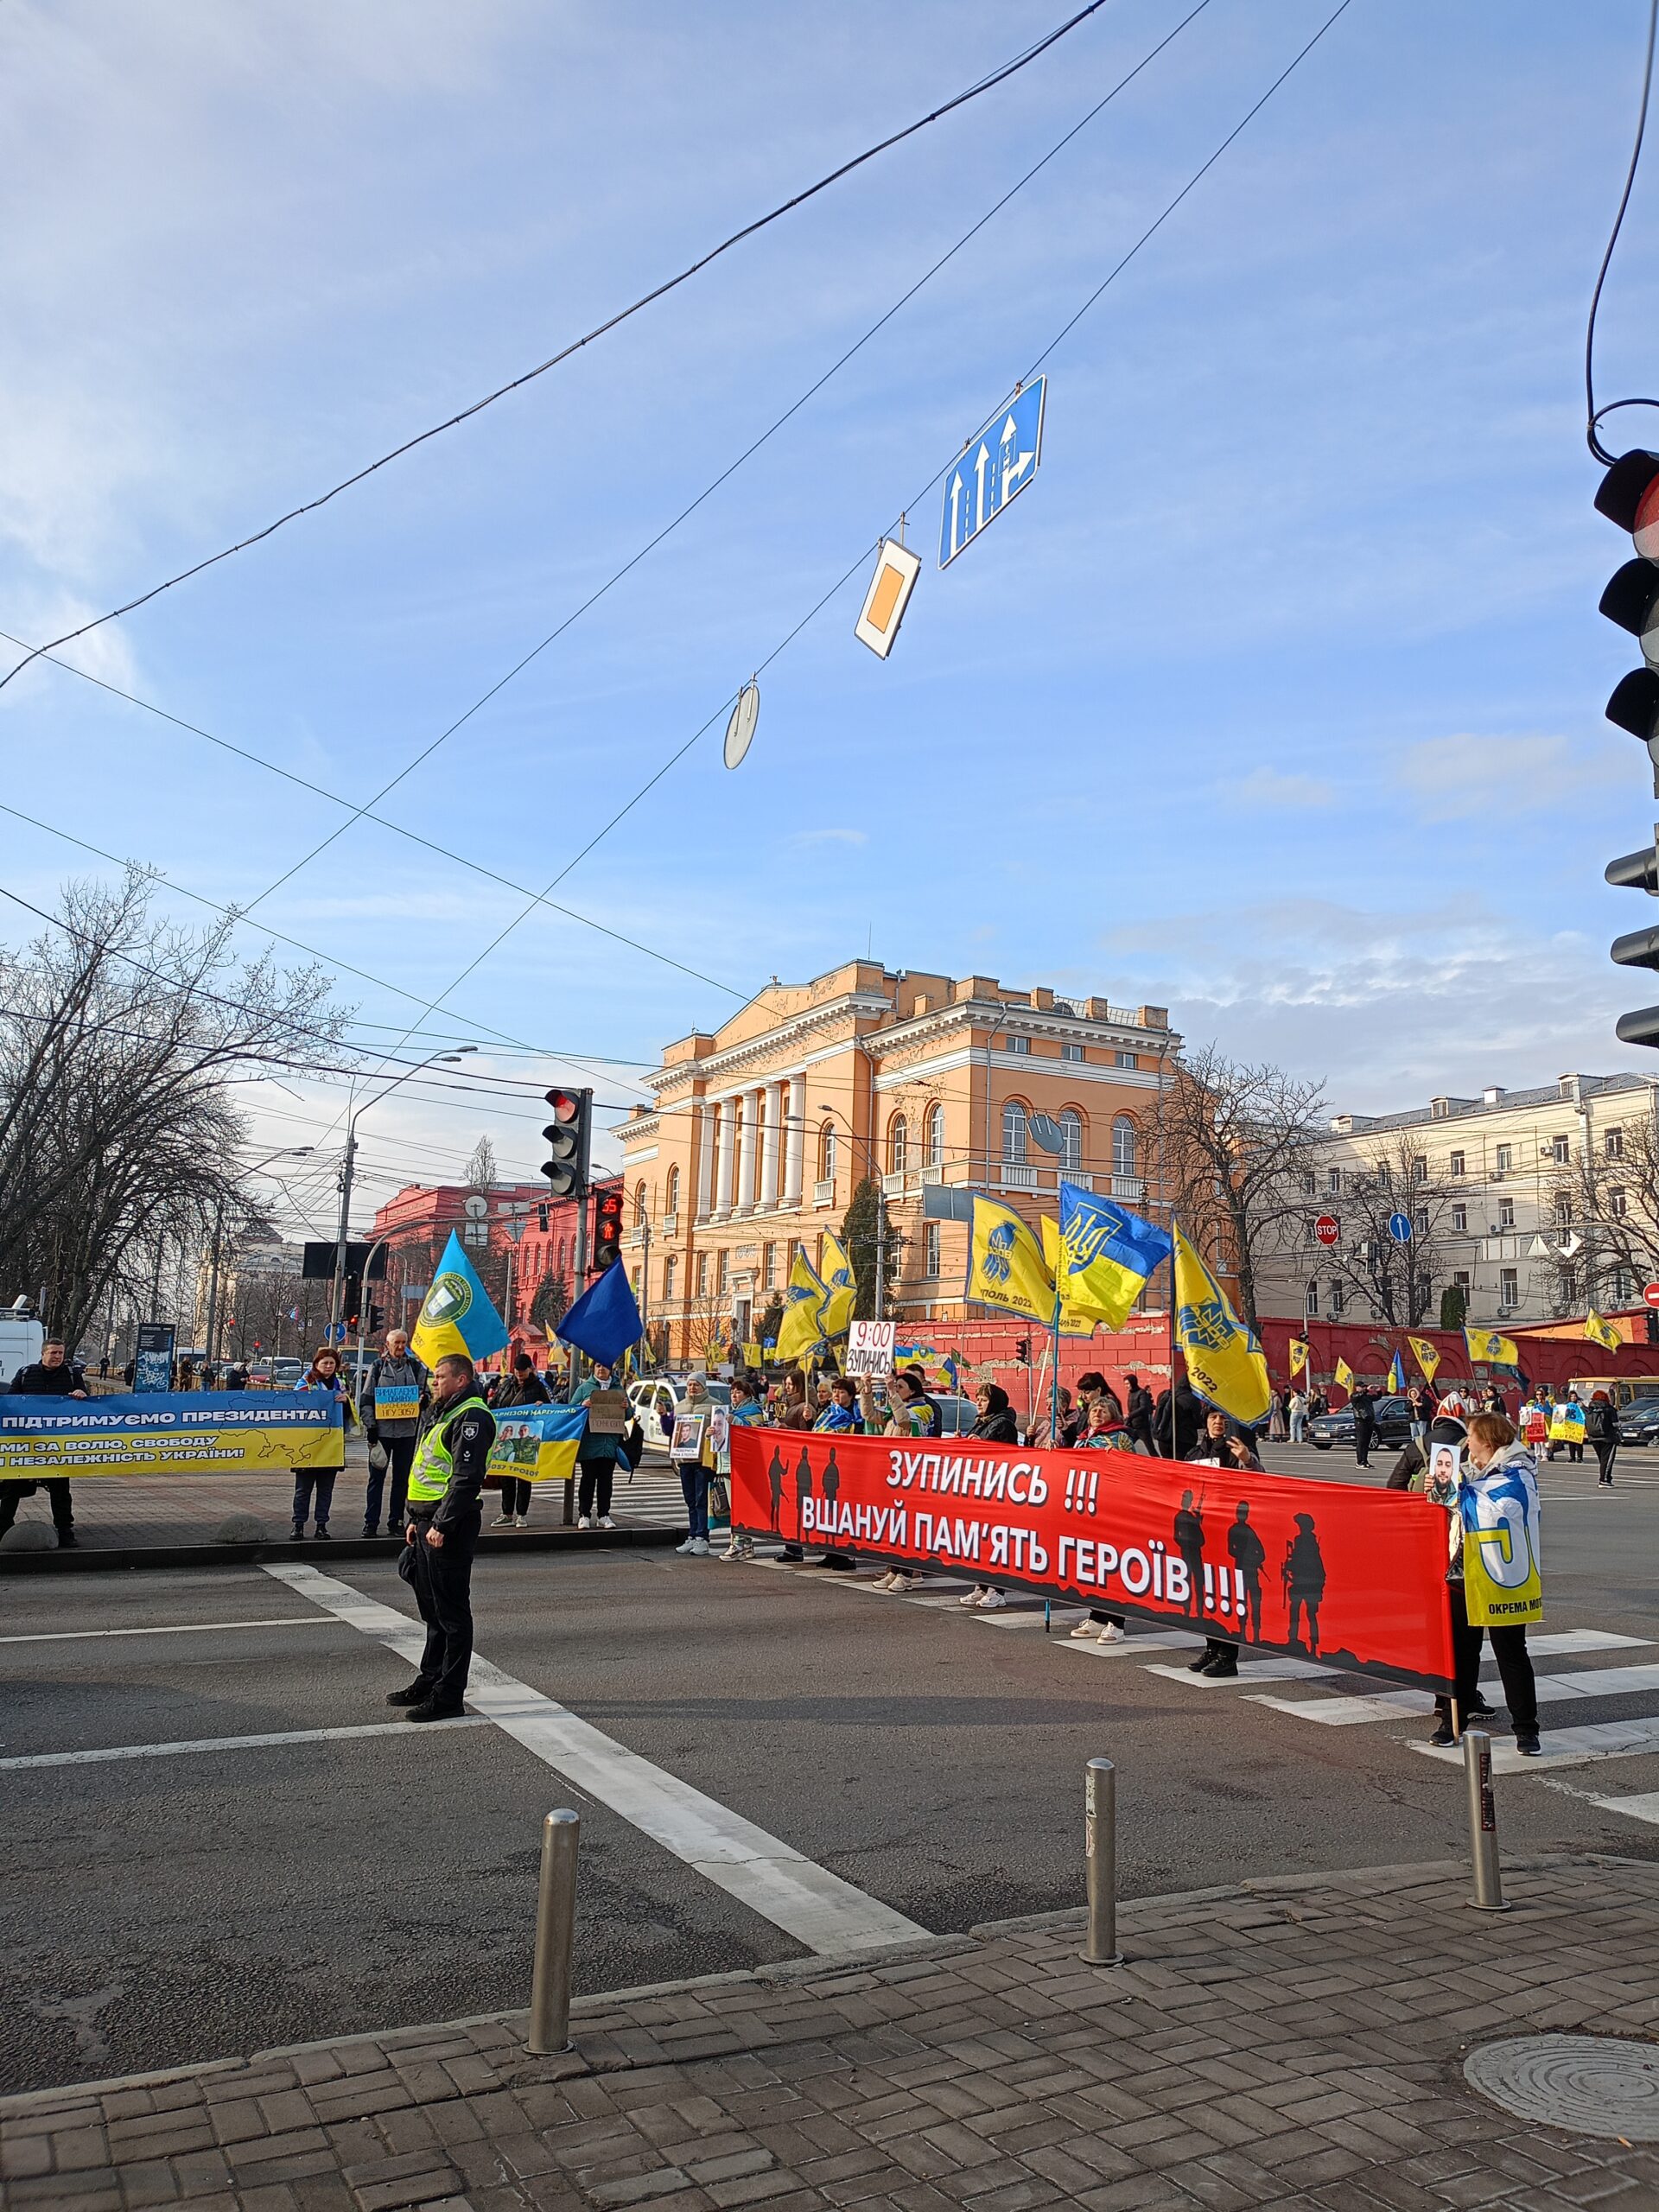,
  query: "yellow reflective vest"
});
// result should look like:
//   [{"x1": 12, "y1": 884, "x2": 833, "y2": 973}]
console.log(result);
[{"x1": 406, "y1": 1393, "x2": 492, "y2": 1506}]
